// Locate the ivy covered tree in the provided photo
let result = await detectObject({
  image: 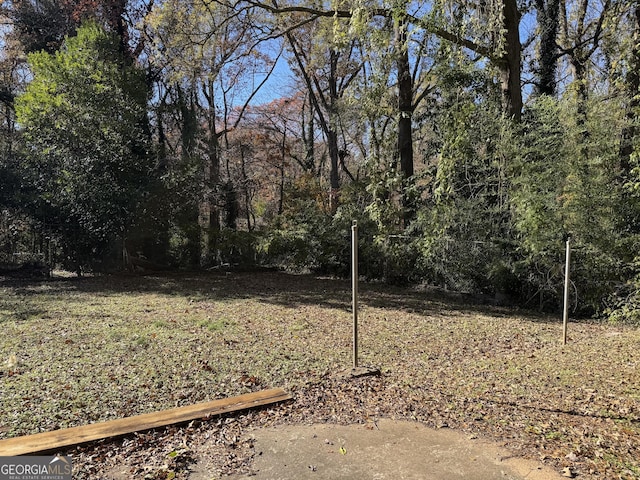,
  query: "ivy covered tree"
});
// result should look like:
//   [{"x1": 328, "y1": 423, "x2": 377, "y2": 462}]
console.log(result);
[
  {"x1": 509, "y1": 94, "x2": 630, "y2": 312},
  {"x1": 15, "y1": 21, "x2": 153, "y2": 272},
  {"x1": 416, "y1": 63, "x2": 512, "y2": 293}
]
